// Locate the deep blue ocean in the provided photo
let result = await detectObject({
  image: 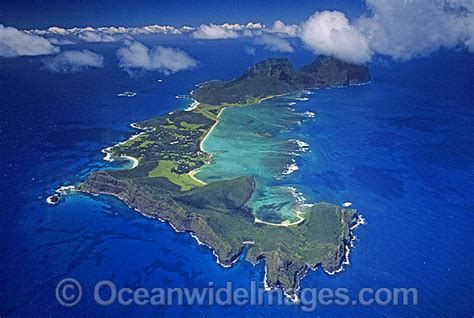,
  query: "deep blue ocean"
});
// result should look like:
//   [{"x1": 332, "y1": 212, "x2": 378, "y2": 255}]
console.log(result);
[{"x1": 1, "y1": 37, "x2": 473, "y2": 317}]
